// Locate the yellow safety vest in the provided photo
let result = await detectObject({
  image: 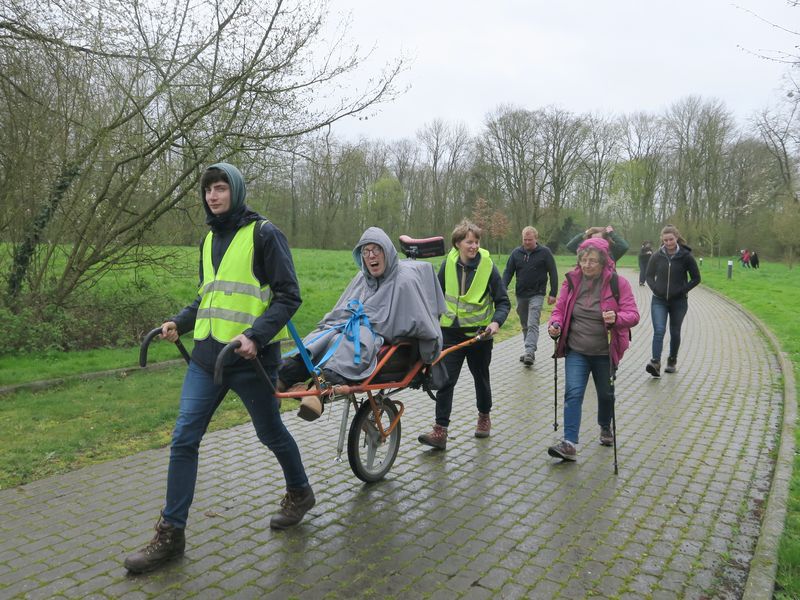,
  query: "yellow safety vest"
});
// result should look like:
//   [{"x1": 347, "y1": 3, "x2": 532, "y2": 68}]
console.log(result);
[
  {"x1": 440, "y1": 247, "x2": 494, "y2": 329},
  {"x1": 194, "y1": 222, "x2": 289, "y2": 344}
]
